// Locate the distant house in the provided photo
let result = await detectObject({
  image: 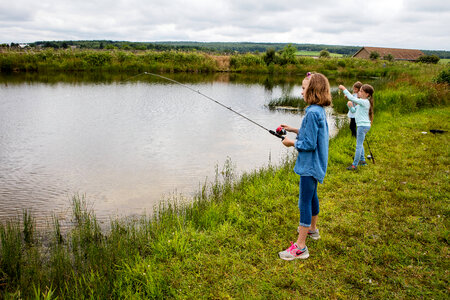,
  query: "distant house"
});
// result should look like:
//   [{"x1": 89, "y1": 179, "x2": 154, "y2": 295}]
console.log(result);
[{"x1": 352, "y1": 47, "x2": 425, "y2": 61}]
